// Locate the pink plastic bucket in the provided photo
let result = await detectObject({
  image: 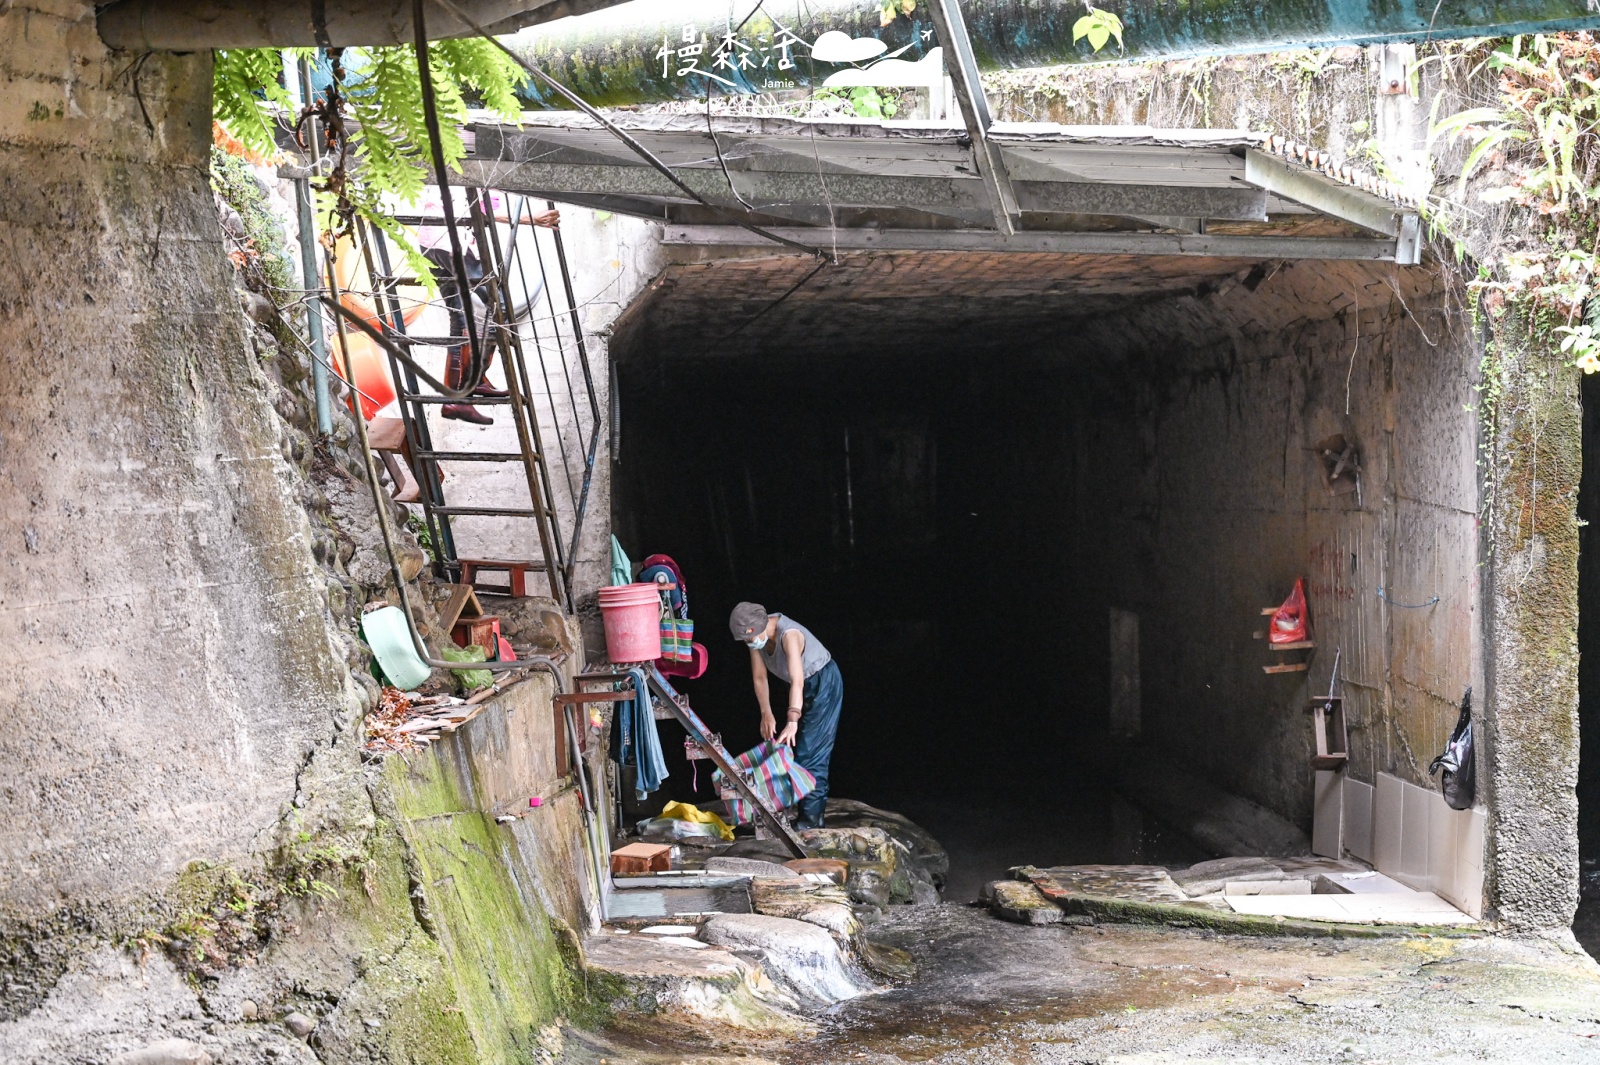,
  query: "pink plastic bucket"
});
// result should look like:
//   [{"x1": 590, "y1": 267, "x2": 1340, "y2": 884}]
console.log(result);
[{"x1": 598, "y1": 583, "x2": 663, "y2": 662}]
